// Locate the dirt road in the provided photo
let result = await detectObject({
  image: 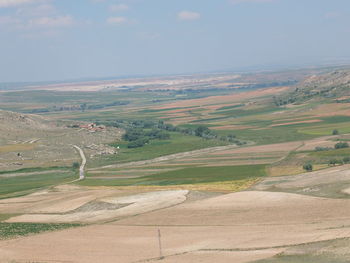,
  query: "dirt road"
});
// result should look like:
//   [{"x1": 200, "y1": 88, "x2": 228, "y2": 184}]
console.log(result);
[{"x1": 73, "y1": 145, "x2": 86, "y2": 180}]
